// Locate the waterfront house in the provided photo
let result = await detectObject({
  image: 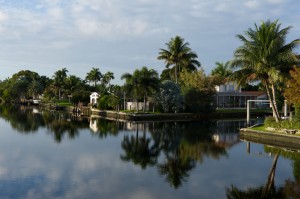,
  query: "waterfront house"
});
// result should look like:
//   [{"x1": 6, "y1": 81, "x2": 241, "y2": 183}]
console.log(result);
[{"x1": 215, "y1": 82, "x2": 268, "y2": 109}]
